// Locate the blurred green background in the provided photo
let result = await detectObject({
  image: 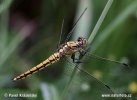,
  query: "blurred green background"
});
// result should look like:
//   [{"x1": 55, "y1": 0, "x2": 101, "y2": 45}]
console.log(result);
[{"x1": 0, "y1": 0, "x2": 137, "y2": 100}]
